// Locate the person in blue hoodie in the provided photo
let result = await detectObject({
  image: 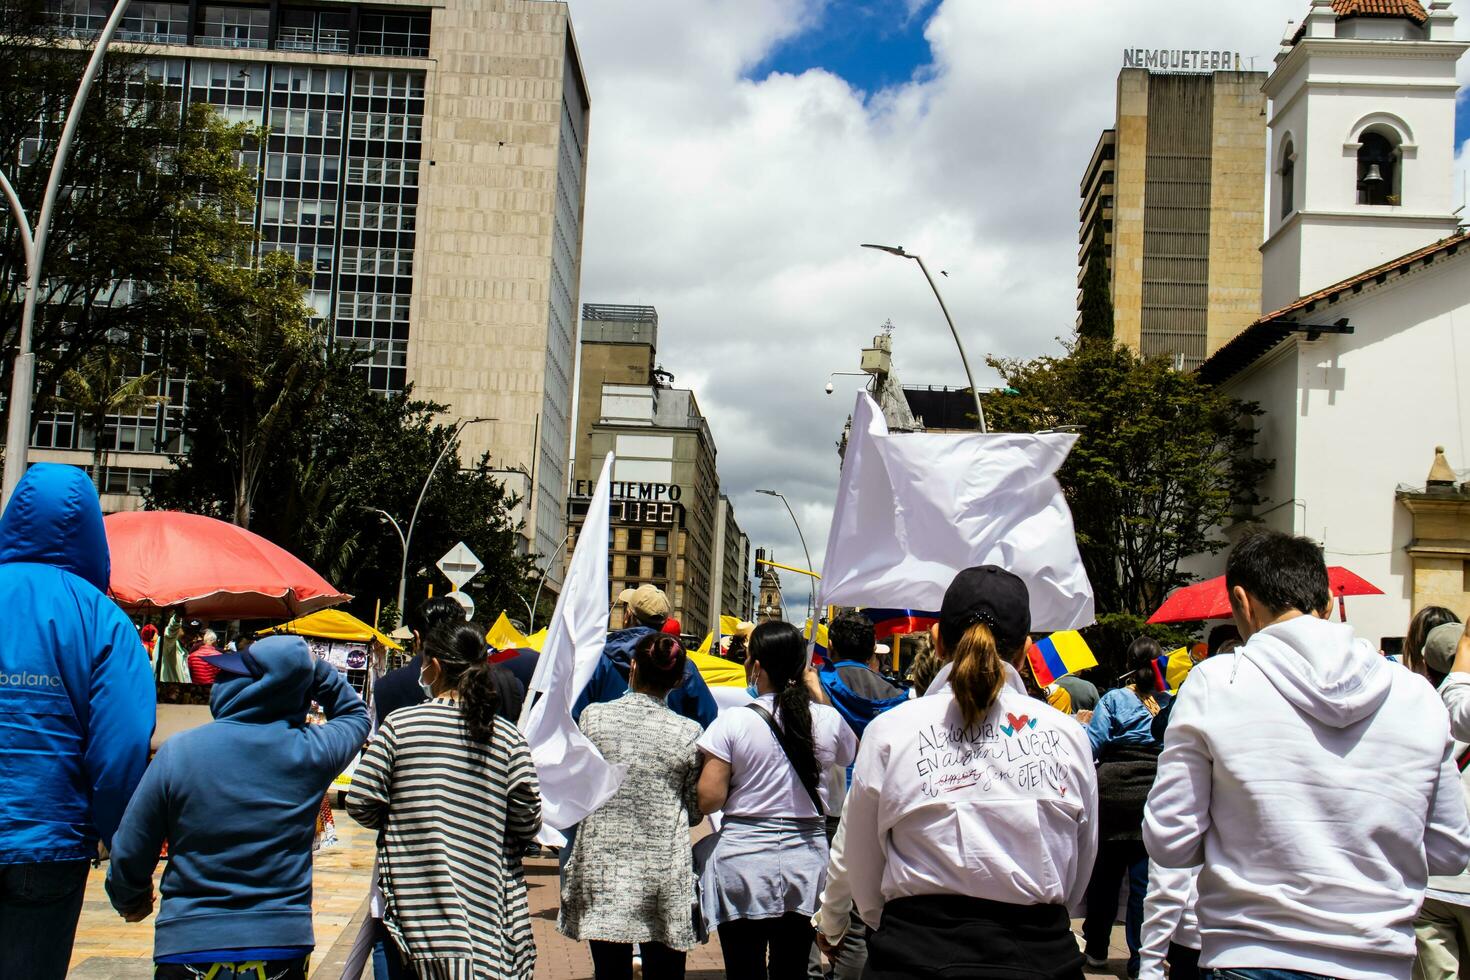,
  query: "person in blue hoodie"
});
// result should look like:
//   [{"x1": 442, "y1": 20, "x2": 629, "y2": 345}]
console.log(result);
[
  {"x1": 105, "y1": 634, "x2": 369, "y2": 978},
  {"x1": 572, "y1": 584, "x2": 717, "y2": 729},
  {"x1": 0, "y1": 463, "x2": 155, "y2": 980}
]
